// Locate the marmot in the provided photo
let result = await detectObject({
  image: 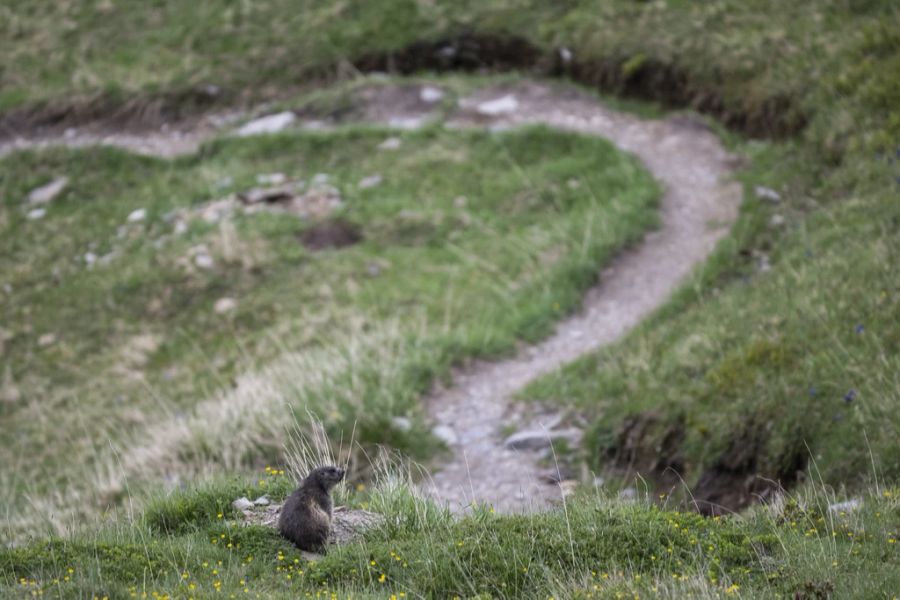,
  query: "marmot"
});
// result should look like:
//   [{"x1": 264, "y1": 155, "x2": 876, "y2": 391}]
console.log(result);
[{"x1": 278, "y1": 465, "x2": 345, "y2": 552}]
